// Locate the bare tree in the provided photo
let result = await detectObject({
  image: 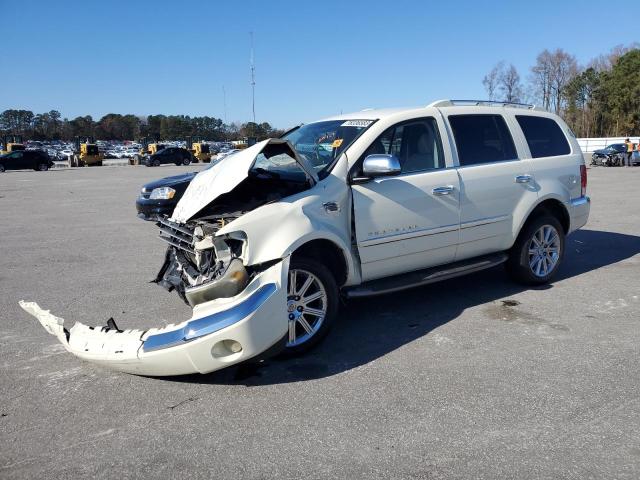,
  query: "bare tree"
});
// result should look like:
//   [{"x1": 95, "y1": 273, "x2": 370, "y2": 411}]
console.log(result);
[
  {"x1": 499, "y1": 64, "x2": 523, "y2": 102},
  {"x1": 549, "y1": 49, "x2": 578, "y2": 114},
  {"x1": 589, "y1": 43, "x2": 640, "y2": 71},
  {"x1": 530, "y1": 49, "x2": 553, "y2": 110},
  {"x1": 483, "y1": 61, "x2": 504, "y2": 100},
  {"x1": 530, "y1": 48, "x2": 578, "y2": 113}
]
